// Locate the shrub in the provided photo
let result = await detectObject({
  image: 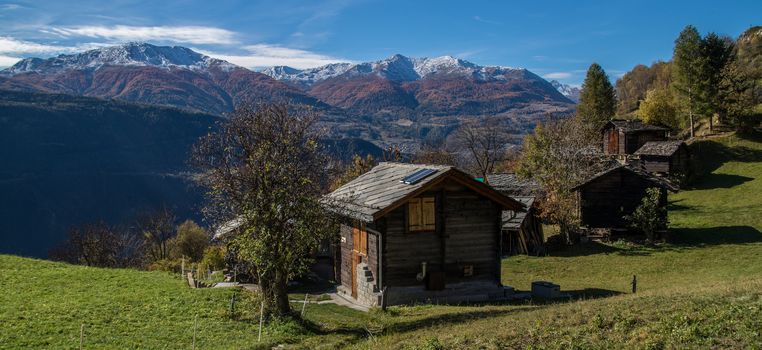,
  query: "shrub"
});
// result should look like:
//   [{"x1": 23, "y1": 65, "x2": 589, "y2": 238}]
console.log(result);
[
  {"x1": 198, "y1": 245, "x2": 226, "y2": 273},
  {"x1": 171, "y1": 220, "x2": 209, "y2": 262},
  {"x1": 147, "y1": 258, "x2": 184, "y2": 273},
  {"x1": 624, "y1": 187, "x2": 668, "y2": 241}
]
